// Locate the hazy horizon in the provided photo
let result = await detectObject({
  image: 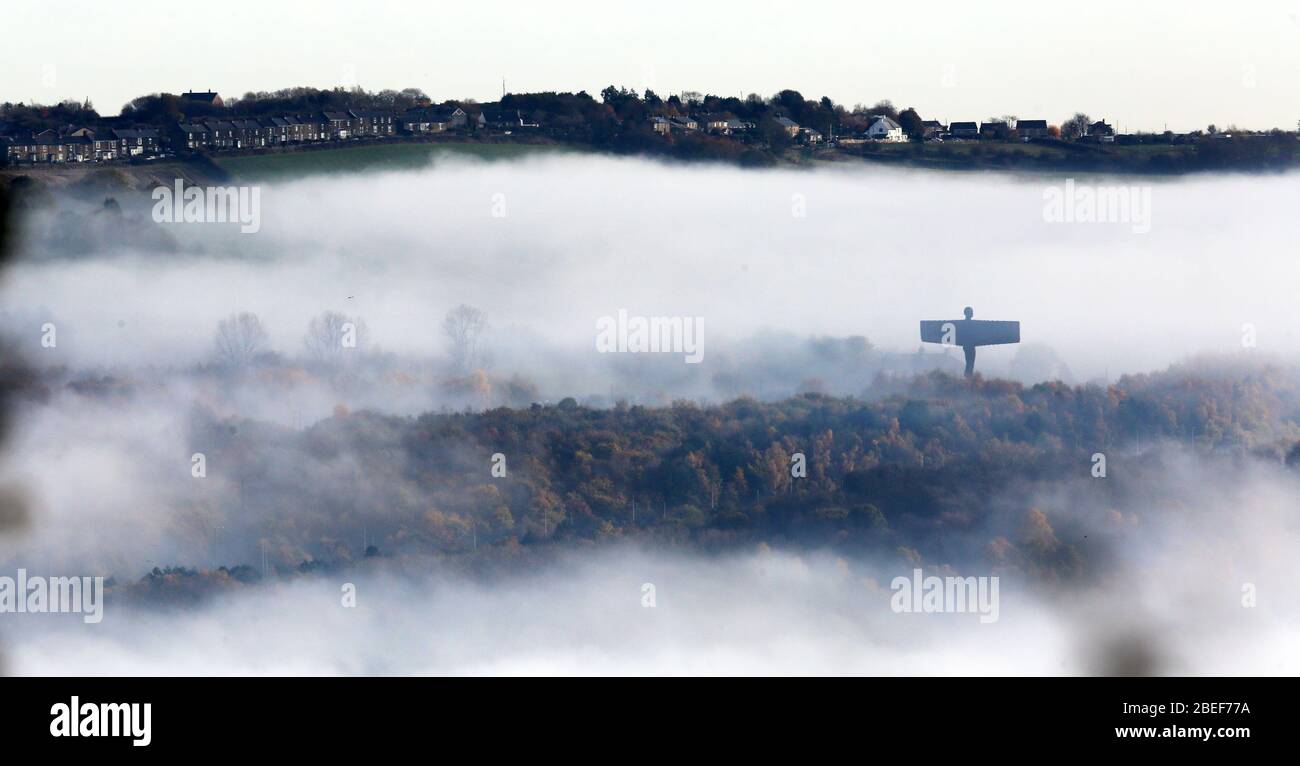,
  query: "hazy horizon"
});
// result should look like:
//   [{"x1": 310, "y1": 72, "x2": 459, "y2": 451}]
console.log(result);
[{"x1": 5, "y1": 154, "x2": 1298, "y2": 386}]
